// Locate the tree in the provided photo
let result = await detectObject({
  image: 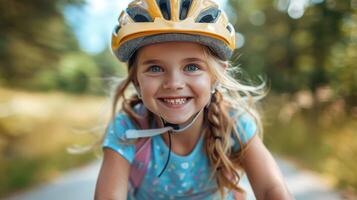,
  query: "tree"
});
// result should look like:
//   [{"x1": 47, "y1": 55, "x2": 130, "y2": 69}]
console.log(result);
[
  {"x1": 227, "y1": 0, "x2": 356, "y2": 103},
  {"x1": 0, "y1": 0, "x2": 84, "y2": 88}
]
